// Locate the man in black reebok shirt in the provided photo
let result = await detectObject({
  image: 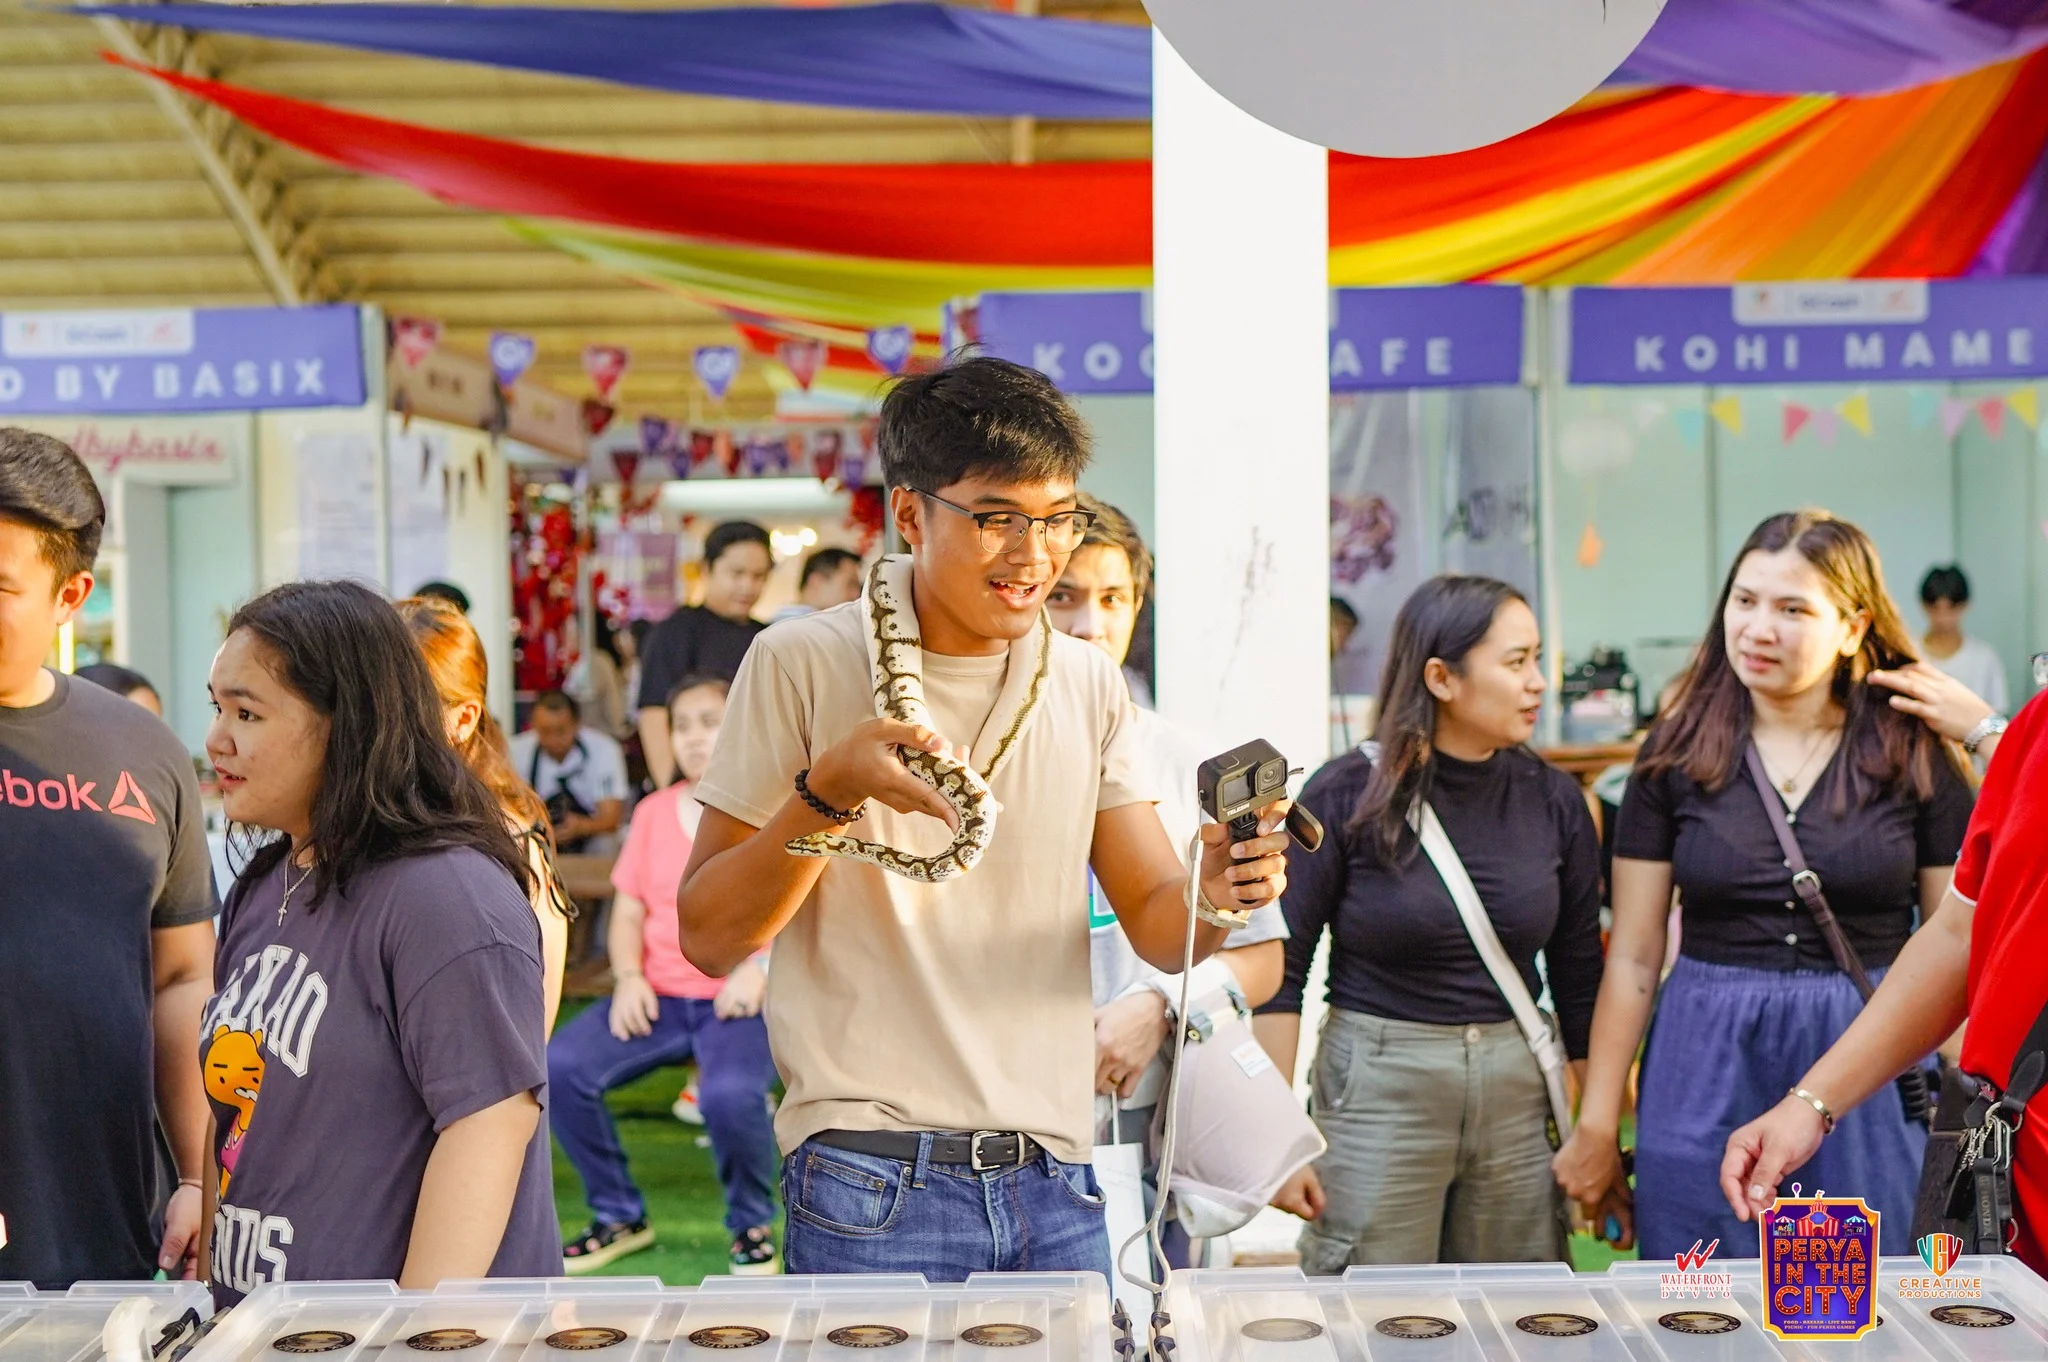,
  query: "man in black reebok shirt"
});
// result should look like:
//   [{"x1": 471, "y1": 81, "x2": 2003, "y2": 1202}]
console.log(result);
[
  {"x1": 0, "y1": 429, "x2": 217, "y2": 1285},
  {"x1": 635, "y1": 520, "x2": 771, "y2": 786}
]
